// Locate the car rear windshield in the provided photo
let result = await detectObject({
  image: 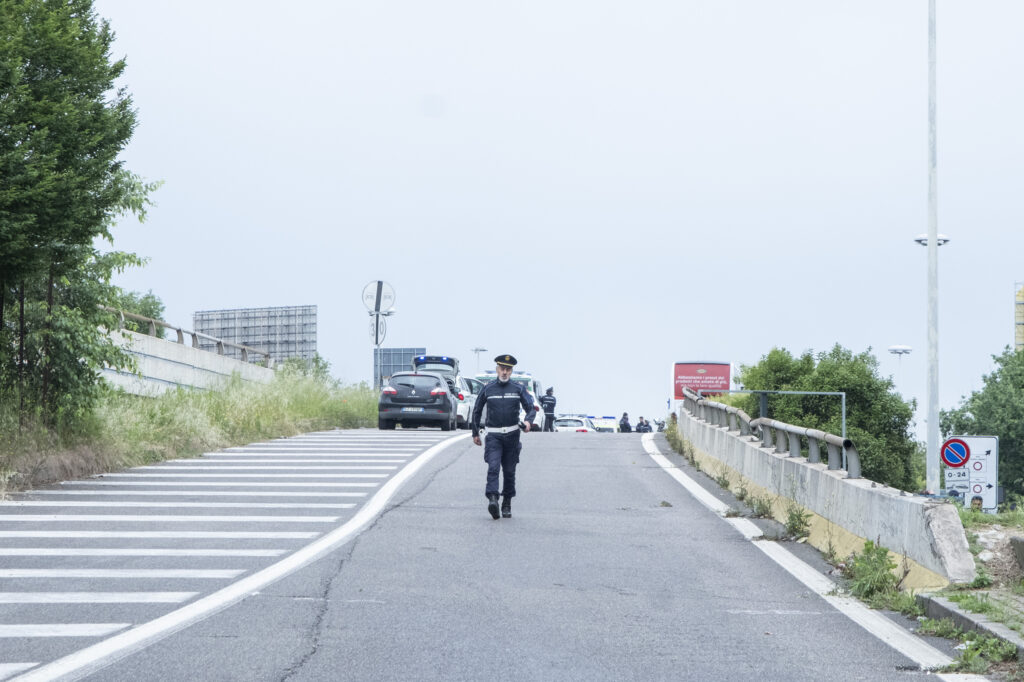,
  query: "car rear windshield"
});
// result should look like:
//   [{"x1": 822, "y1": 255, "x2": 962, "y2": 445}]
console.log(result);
[
  {"x1": 390, "y1": 375, "x2": 443, "y2": 389},
  {"x1": 415, "y1": 363, "x2": 455, "y2": 375},
  {"x1": 555, "y1": 419, "x2": 583, "y2": 427}
]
